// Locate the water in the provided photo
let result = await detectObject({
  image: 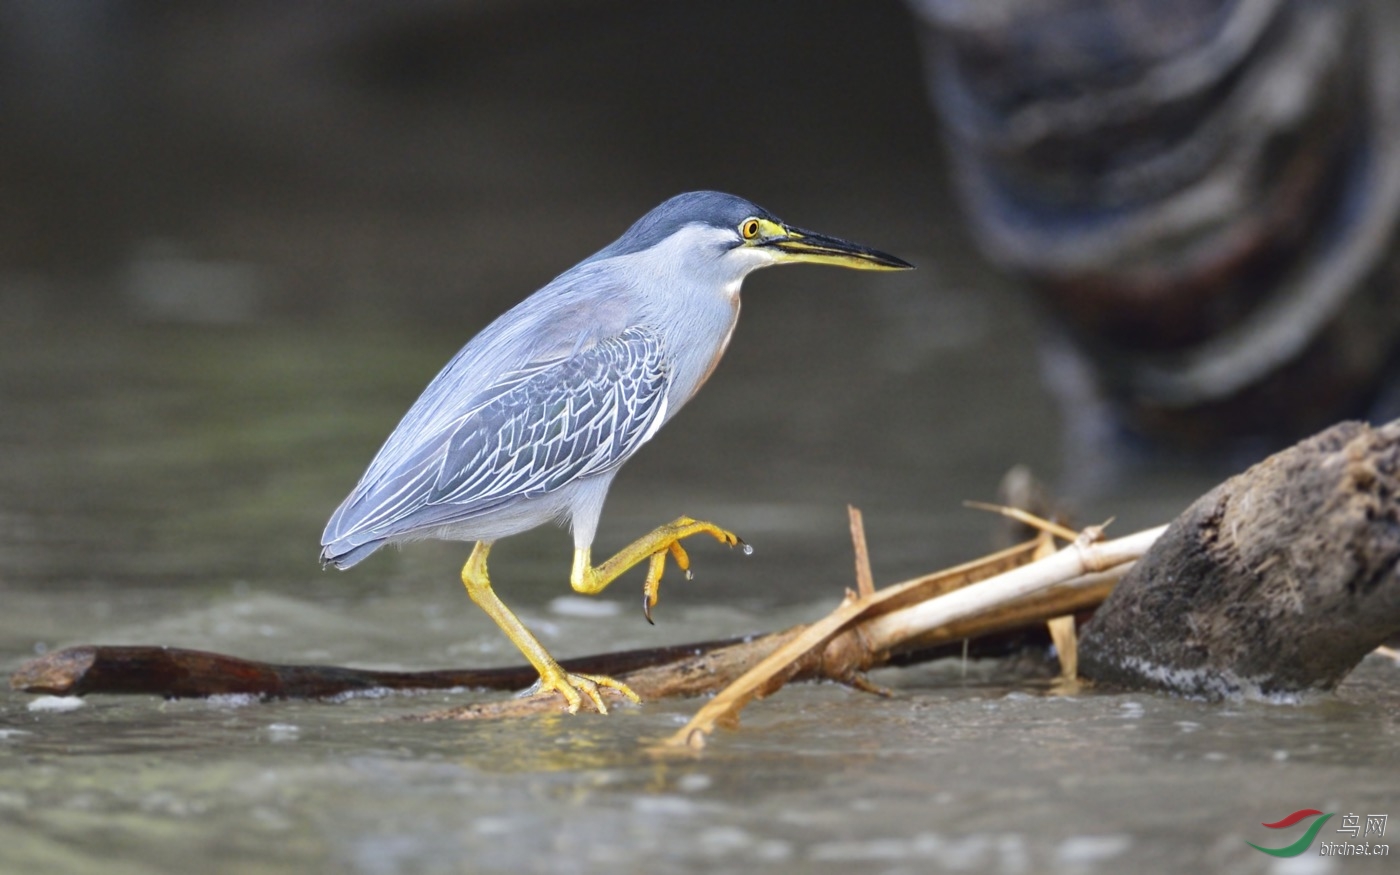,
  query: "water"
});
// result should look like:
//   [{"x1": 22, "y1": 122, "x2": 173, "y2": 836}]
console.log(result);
[{"x1": 3, "y1": 4, "x2": 1397, "y2": 873}]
